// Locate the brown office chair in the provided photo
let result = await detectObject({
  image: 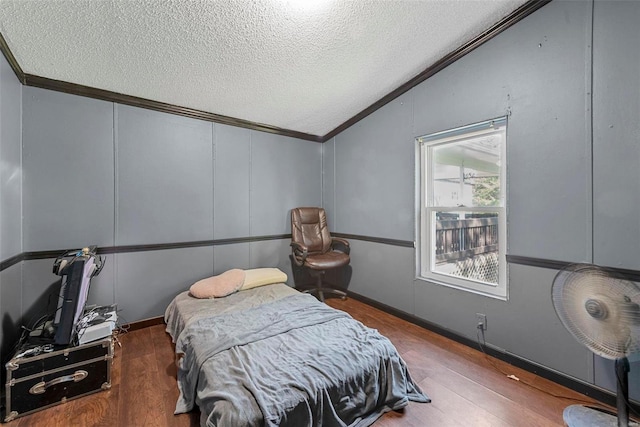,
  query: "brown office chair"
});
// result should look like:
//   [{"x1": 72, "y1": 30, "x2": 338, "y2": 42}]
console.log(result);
[{"x1": 290, "y1": 207, "x2": 350, "y2": 302}]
